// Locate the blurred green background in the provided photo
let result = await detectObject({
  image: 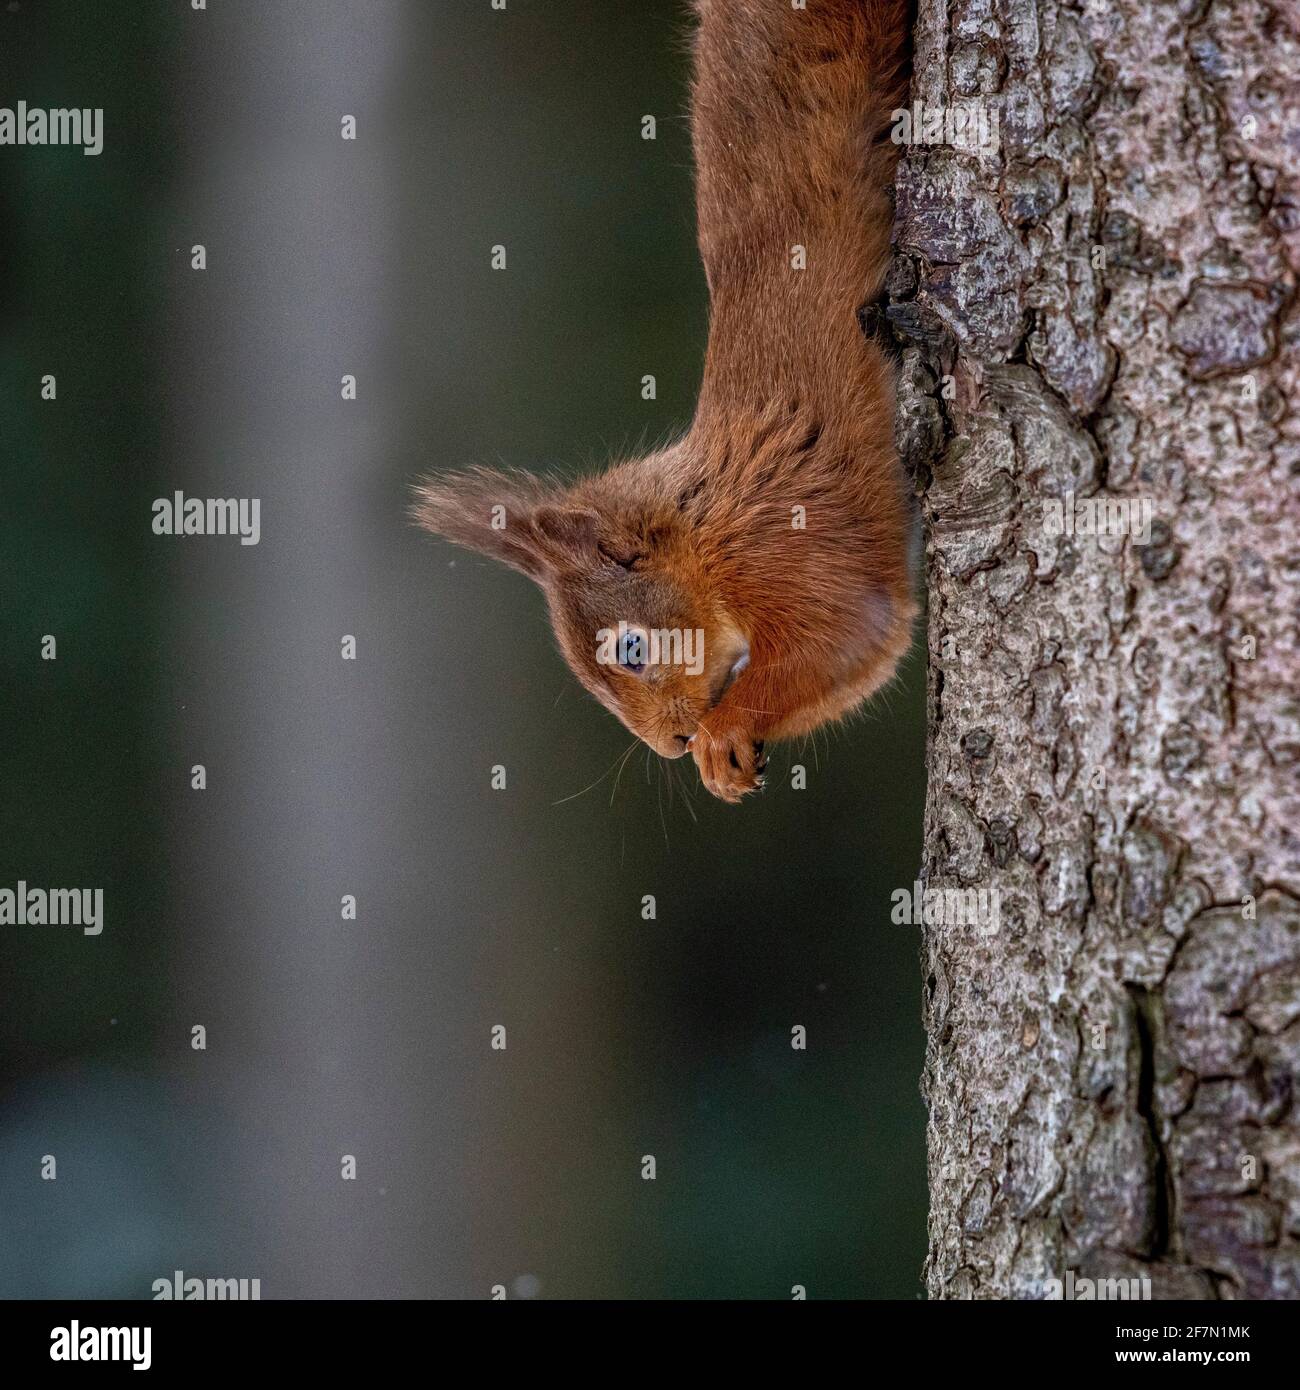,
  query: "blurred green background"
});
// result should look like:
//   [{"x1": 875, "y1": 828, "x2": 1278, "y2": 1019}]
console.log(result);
[{"x1": 0, "y1": 0, "x2": 927, "y2": 1298}]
